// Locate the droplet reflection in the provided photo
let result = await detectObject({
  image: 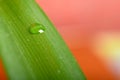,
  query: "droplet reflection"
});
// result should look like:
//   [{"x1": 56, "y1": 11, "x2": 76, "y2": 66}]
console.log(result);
[{"x1": 29, "y1": 23, "x2": 46, "y2": 34}]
